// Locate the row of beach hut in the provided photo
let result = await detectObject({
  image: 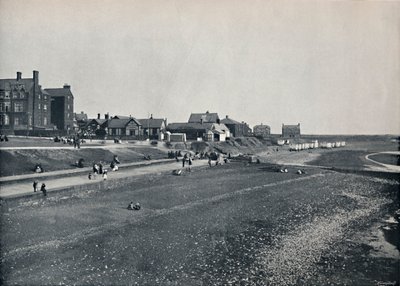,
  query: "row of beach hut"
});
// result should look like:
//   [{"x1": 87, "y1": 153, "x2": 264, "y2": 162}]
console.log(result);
[{"x1": 289, "y1": 140, "x2": 346, "y2": 151}]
